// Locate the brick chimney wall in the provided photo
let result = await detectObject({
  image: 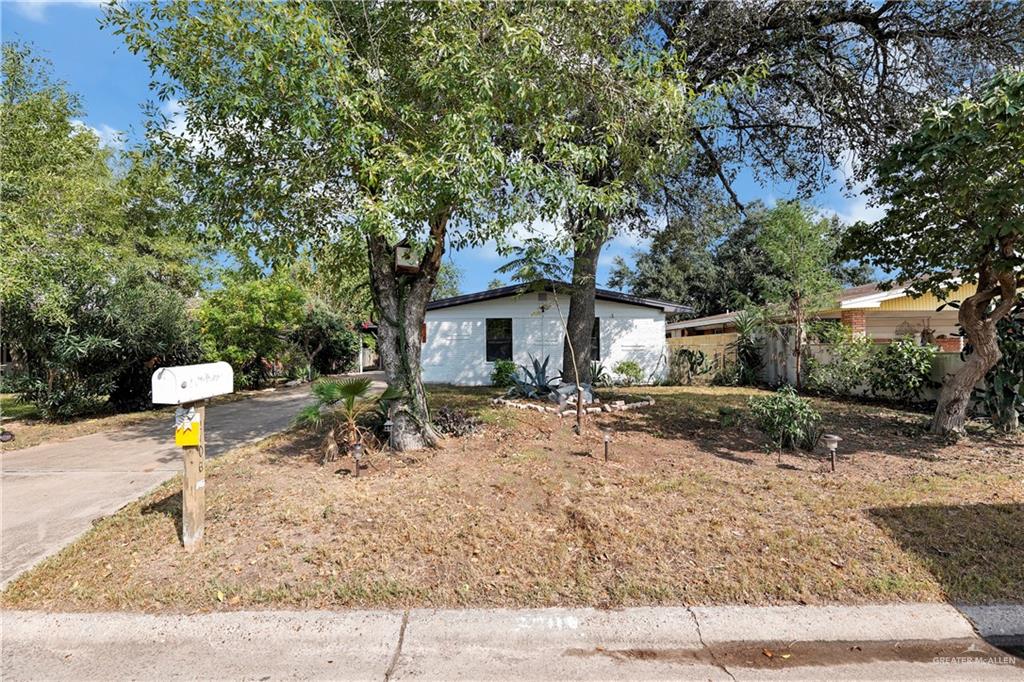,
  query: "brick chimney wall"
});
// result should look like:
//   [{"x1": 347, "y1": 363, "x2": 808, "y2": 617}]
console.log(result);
[{"x1": 840, "y1": 309, "x2": 867, "y2": 336}]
